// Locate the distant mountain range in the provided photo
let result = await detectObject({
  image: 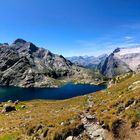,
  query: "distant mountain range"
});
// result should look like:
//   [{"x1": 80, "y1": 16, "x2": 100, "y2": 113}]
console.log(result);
[
  {"x1": 66, "y1": 54, "x2": 108, "y2": 69},
  {"x1": 68, "y1": 46, "x2": 140, "y2": 78},
  {"x1": 98, "y1": 46, "x2": 140, "y2": 78}
]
